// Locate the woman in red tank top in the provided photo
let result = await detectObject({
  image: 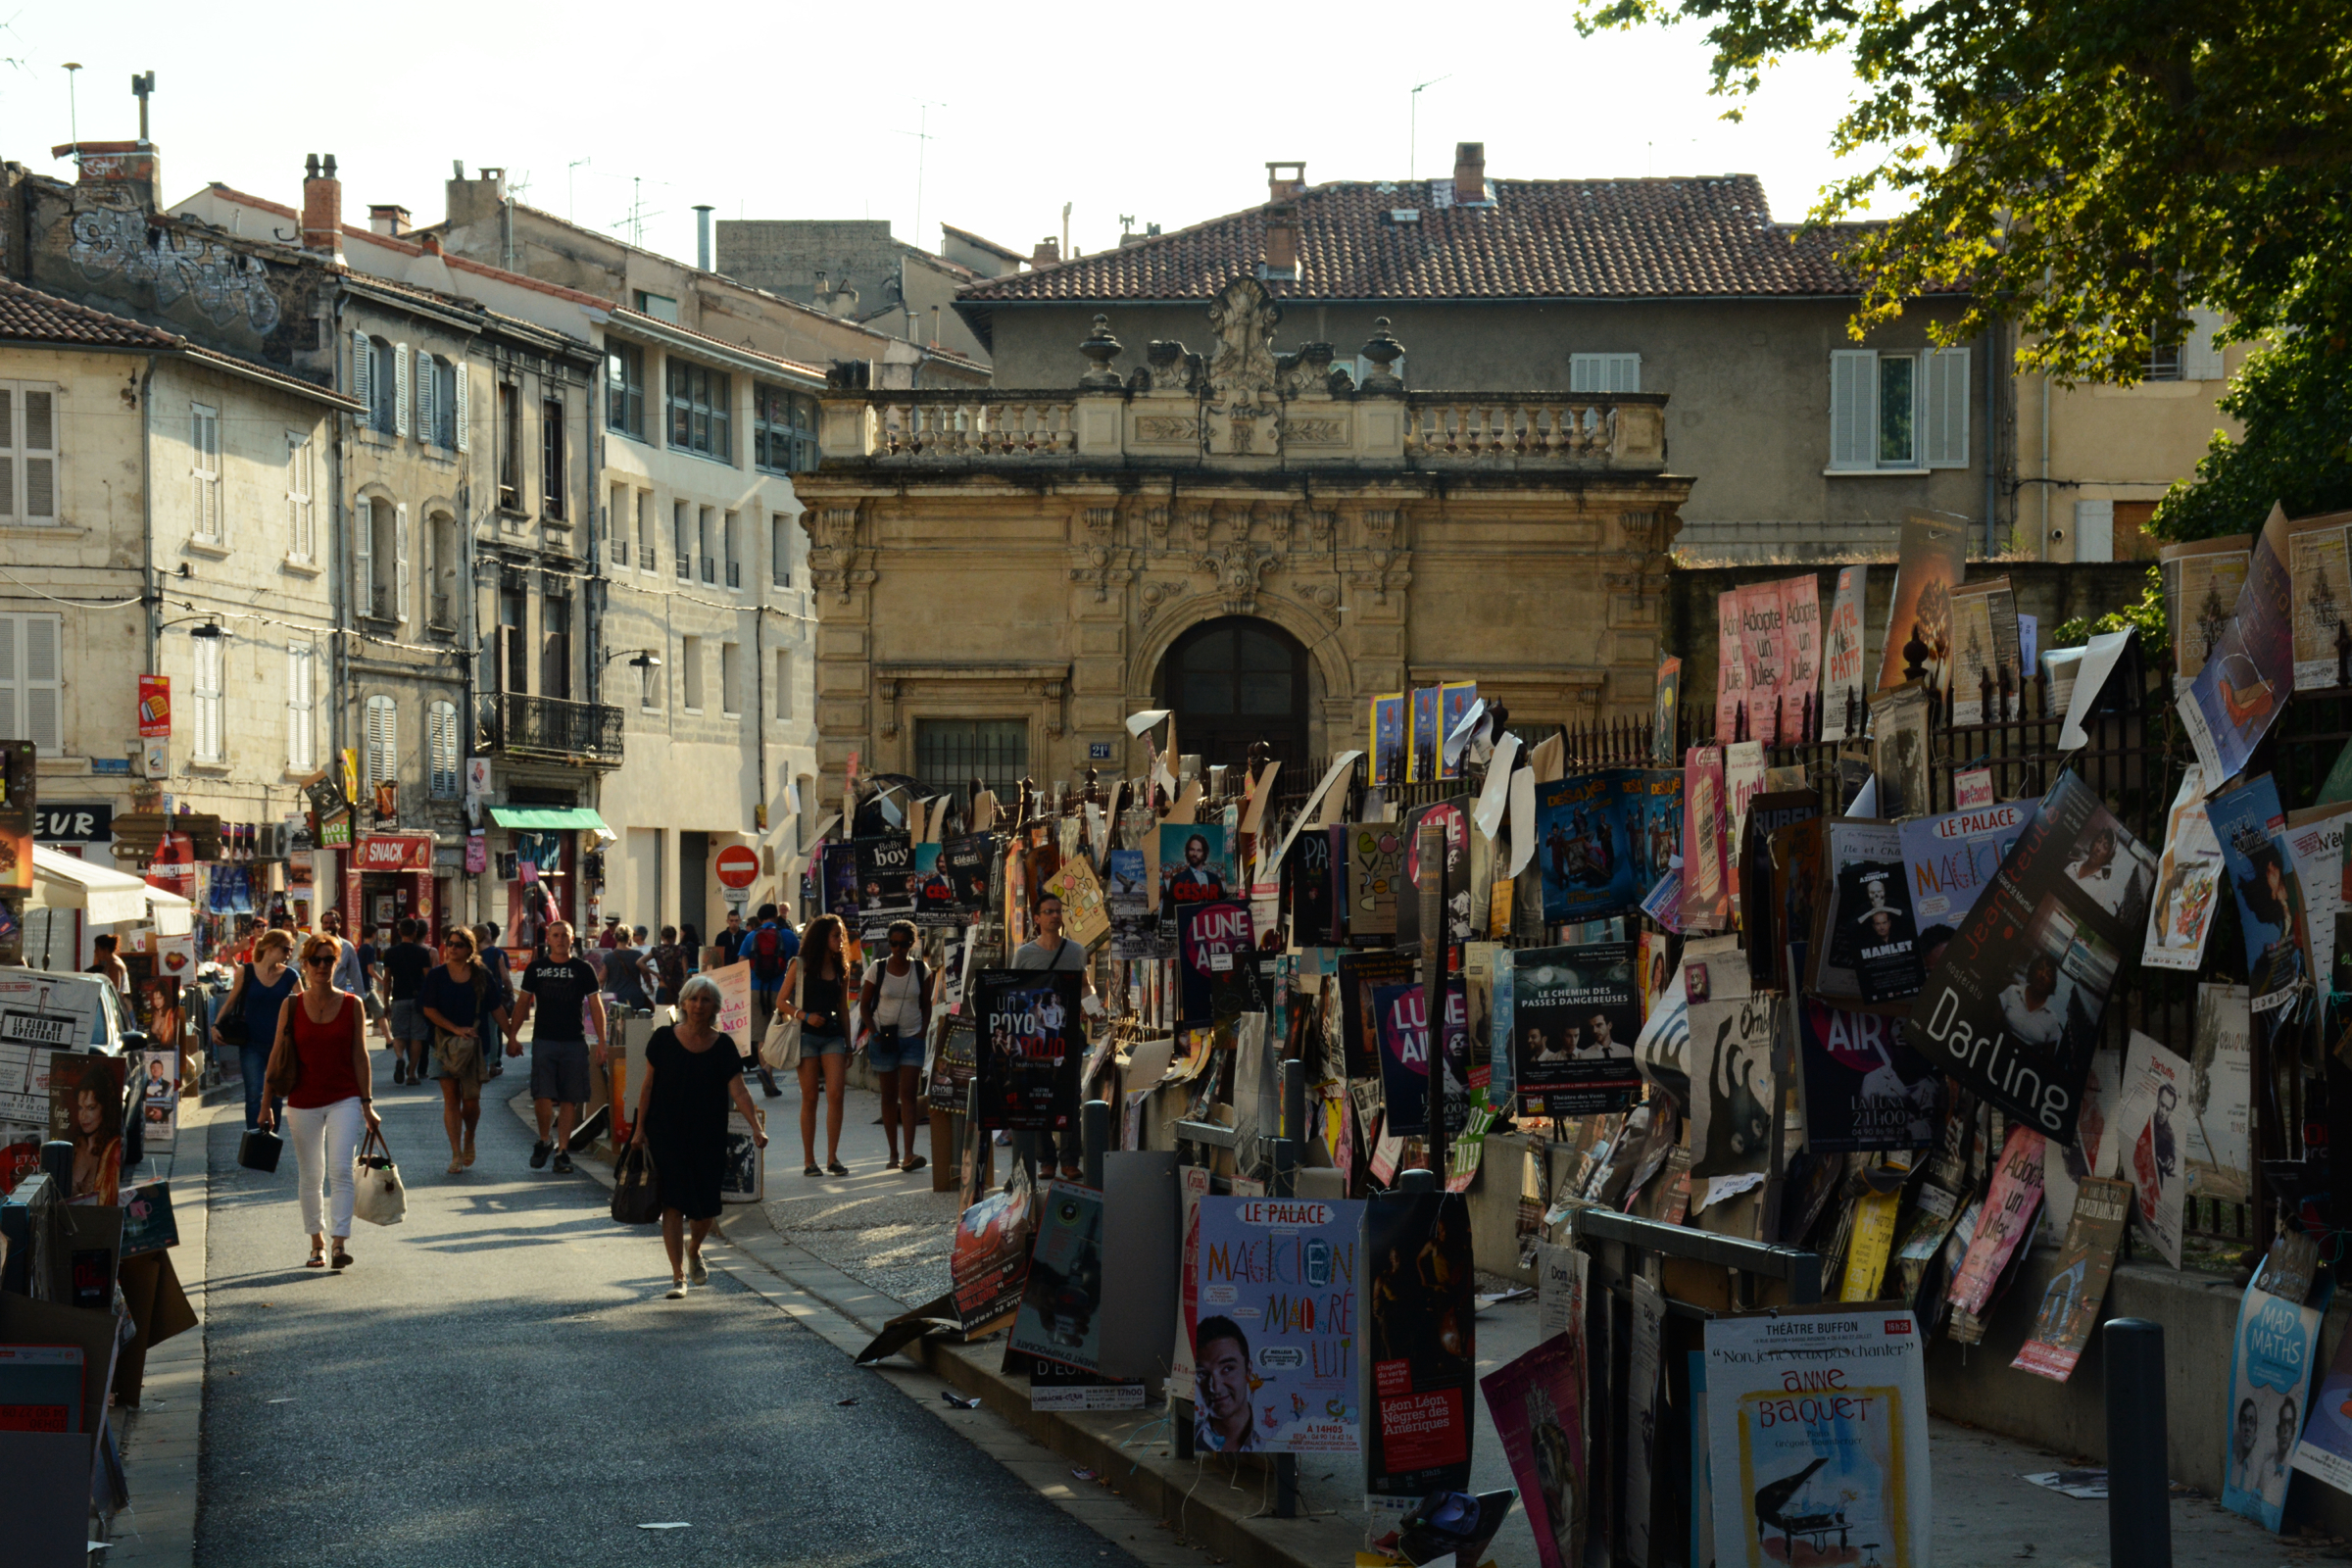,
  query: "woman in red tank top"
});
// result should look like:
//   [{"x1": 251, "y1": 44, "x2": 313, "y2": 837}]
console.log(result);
[{"x1": 260, "y1": 933, "x2": 382, "y2": 1267}]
